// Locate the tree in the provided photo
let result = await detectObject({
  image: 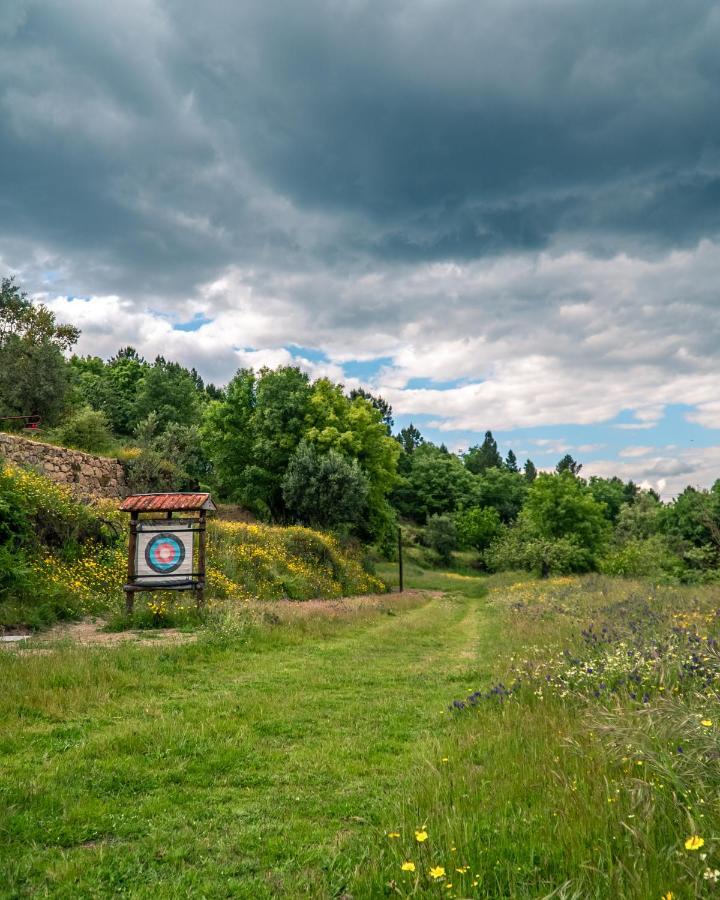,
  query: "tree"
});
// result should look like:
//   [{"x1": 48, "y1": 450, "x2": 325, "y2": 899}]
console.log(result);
[
  {"x1": 464, "y1": 431, "x2": 503, "y2": 474},
  {"x1": 471, "y1": 467, "x2": 528, "y2": 523},
  {"x1": 455, "y1": 506, "x2": 501, "y2": 552},
  {"x1": 132, "y1": 357, "x2": 202, "y2": 431},
  {"x1": 504, "y1": 449, "x2": 519, "y2": 472},
  {"x1": 425, "y1": 514, "x2": 457, "y2": 565},
  {"x1": 523, "y1": 459, "x2": 537, "y2": 482},
  {"x1": 282, "y1": 442, "x2": 369, "y2": 530},
  {"x1": 555, "y1": 454, "x2": 582, "y2": 476},
  {"x1": 523, "y1": 472, "x2": 609, "y2": 557},
  {"x1": 0, "y1": 277, "x2": 80, "y2": 426},
  {"x1": 348, "y1": 388, "x2": 393, "y2": 431},
  {"x1": 588, "y1": 476, "x2": 630, "y2": 524},
  {"x1": 392, "y1": 443, "x2": 476, "y2": 522},
  {"x1": 396, "y1": 423, "x2": 424, "y2": 456}
]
